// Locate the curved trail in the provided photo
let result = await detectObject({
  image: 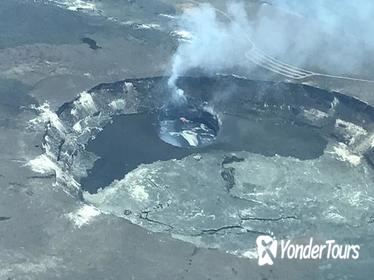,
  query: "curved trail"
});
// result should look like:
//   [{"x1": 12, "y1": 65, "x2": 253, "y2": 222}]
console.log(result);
[{"x1": 188, "y1": 0, "x2": 374, "y2": 83}]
